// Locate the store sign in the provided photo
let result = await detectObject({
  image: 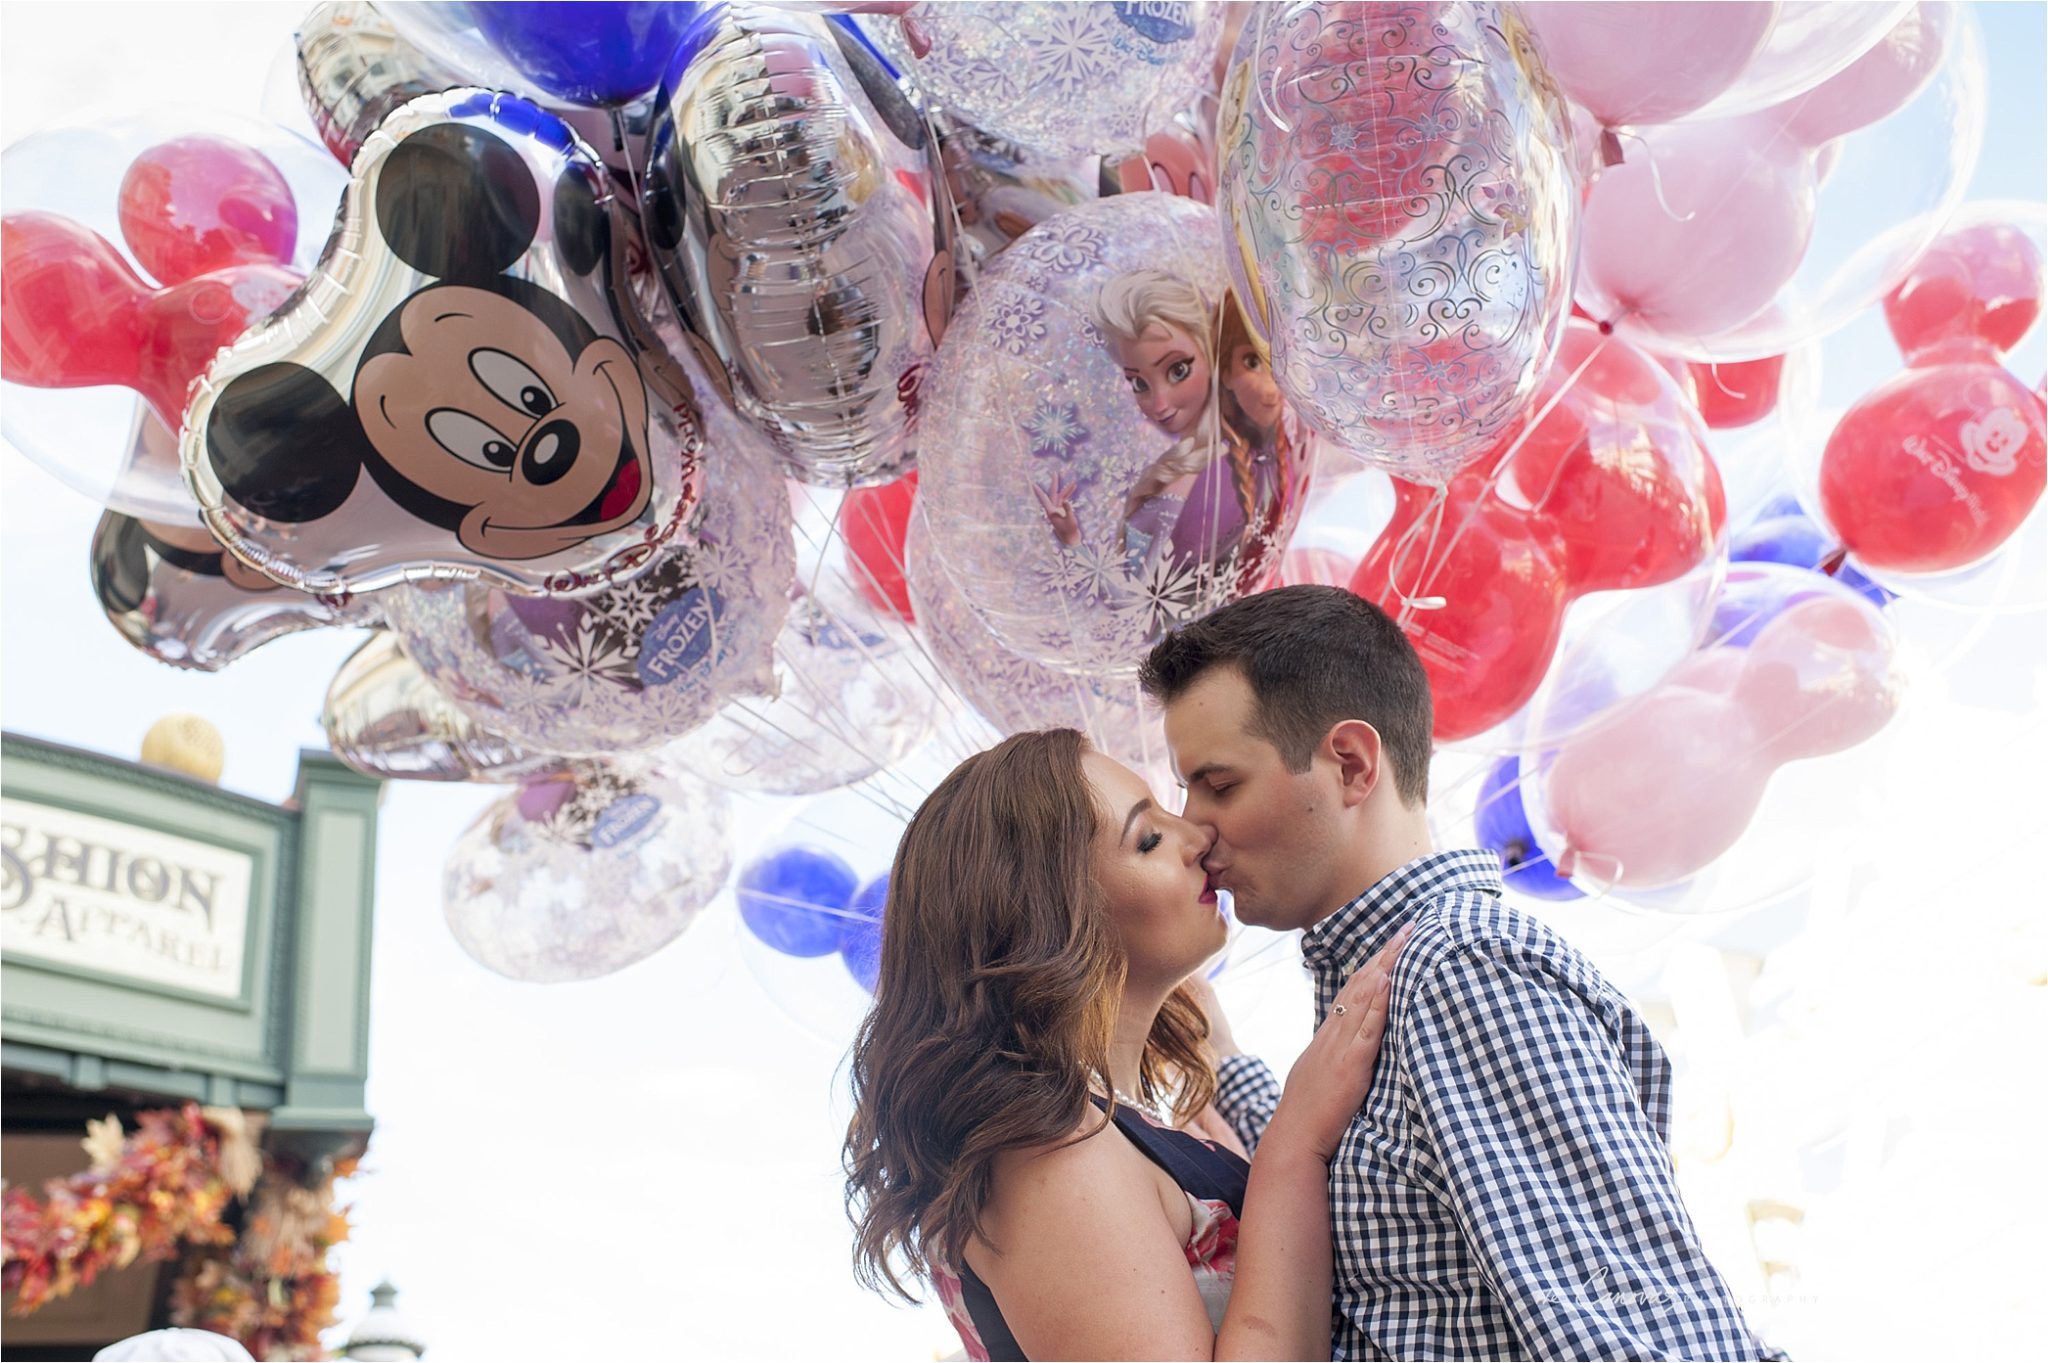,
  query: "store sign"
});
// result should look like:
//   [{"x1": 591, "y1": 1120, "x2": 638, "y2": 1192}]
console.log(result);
[{"x1": 1, "y1": 798, "x2": 252, "y2": 999}]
